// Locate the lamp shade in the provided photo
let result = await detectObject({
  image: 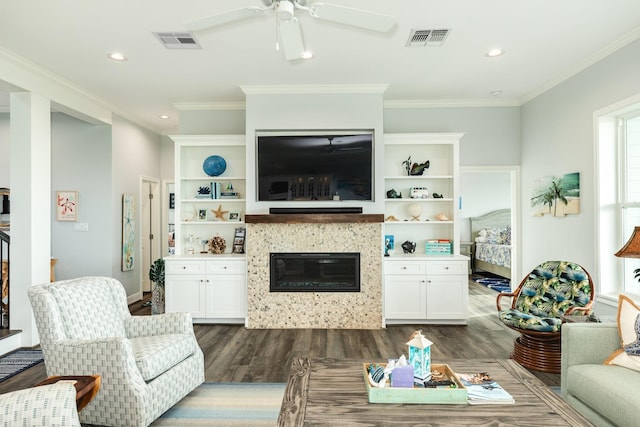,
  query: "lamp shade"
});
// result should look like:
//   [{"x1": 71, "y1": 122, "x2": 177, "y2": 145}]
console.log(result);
[{"x1": 615, "y1": 226, "x2": 640, "y2": 258}]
